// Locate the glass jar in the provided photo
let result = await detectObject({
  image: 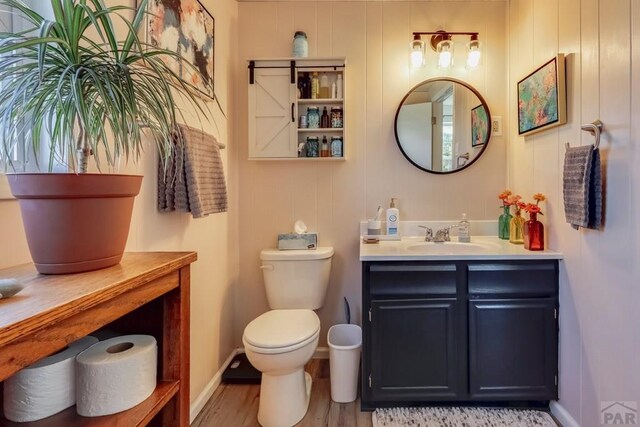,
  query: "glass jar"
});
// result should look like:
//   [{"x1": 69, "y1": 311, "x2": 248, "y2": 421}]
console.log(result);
[
  {"x1": 524, "y1": 212, "x2": 545, "y2": 250},
  {"x1": 292, "y1": 31, "x2": 308, "y2": 58},
  {"x1": 307, "y1": 106, "x2": 320, "y2": 129},
  {"x1": 306, "y1": 136, "x2": 319, "y2": 157},
  {"x1": 330, "y1": 136, "x2": 343, "y2": 157},
  {"x1": 330, "y1": 107, "x2": 343, "y2": 128},
  {"x1": 498, "y1": 205, "x2": 511, "y2": 240},
  {"x1": 509, "y1": 211, "x2": 525, "y2": 244}
]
